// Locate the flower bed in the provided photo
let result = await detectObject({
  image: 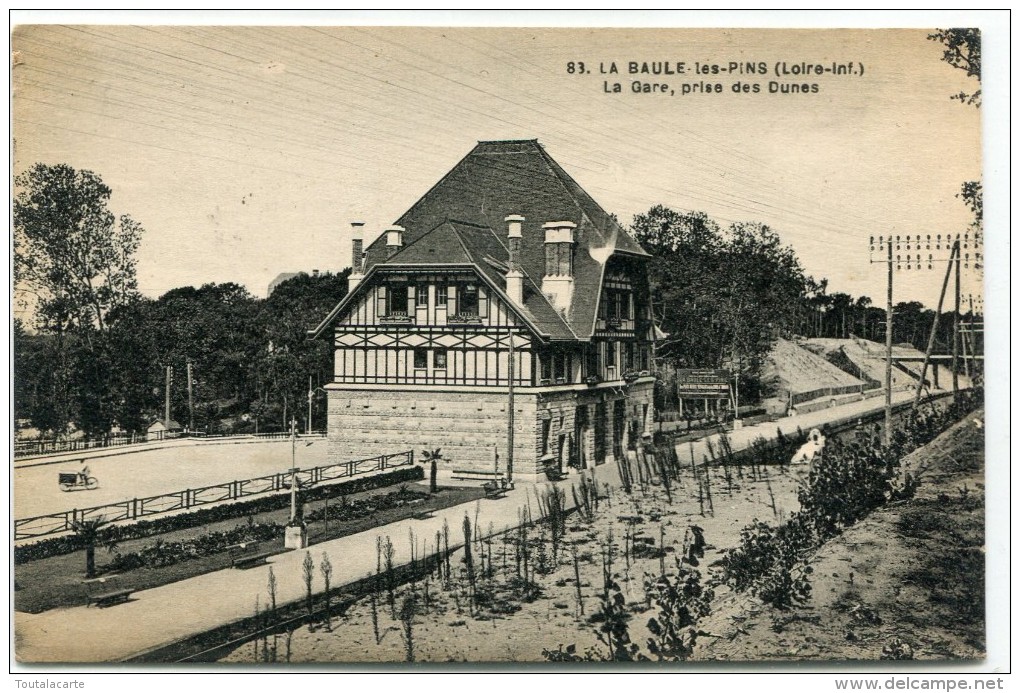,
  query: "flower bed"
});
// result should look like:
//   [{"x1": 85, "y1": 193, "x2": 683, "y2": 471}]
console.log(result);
[
  {"x1": 103, "y1": 485, "x2": 432, "y2": 574},
  {"x1": 15, "y1": 465, "x2": 424, "y2": 565}
]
